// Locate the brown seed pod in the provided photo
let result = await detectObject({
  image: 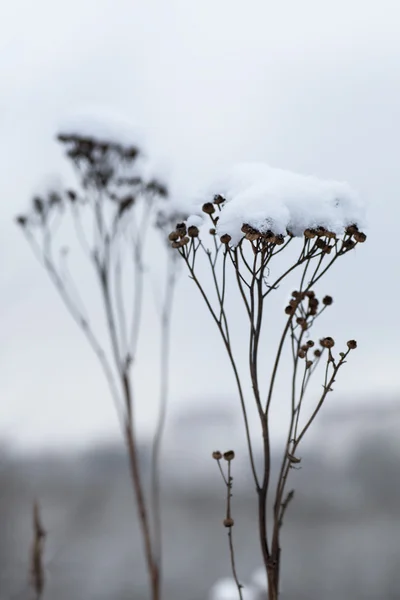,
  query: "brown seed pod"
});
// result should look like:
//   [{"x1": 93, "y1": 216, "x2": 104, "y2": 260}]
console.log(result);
[
  {"x1": 212, "y1": 451, "x2": 222, "y2": 460},
  {"x1": 314, "y1": 349, "x2": 322, "y2": 358},
  {"x1": 169, "y1": 231, "x2": 180, "y2": 241},
  {"x1": 223, "y1": 450, "x2": 235, "y2": 461},
  {"x1": 354, "y1": 231, "x2": 367, "y2": 243},
  {"x1": 176, "y1": 222, "x2": 187, "y2": 237},
  {"x1": 220, "y1": 234, "x2": 232, "y2": 244},
  {"x1": 223, "y1": 518, "x2": 235, "y2": 528},
  {"x1": 320, "y1": 337, "x2": 335, "y2": 349},
  {"x1": 323, "y1": 295, "x2": 333, "y2": 306},
  {"x1": 202, "y1": 202, "x2": 215, "y2": 214},
  {"x1": 188, "y1": 225, "x2": 199, "y2": 238},
  {"x1": 347, "y1": 339, "x2": 357, "y2": 350}
]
